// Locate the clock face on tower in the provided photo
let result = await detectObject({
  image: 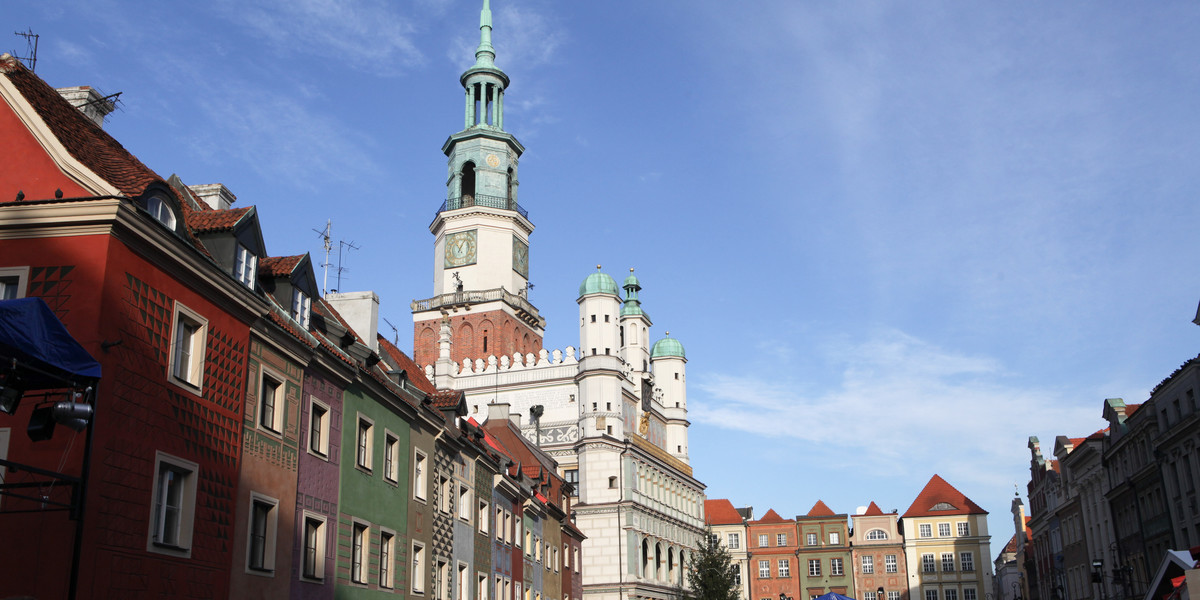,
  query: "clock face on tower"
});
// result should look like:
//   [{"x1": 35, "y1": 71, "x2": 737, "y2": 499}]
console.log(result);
[
  {"x1": 512, "y1": 236, "x2": 529, "y2": 277},
  {"x1": 444, "y1": 230, "x2": 478, "y2": 268}
]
